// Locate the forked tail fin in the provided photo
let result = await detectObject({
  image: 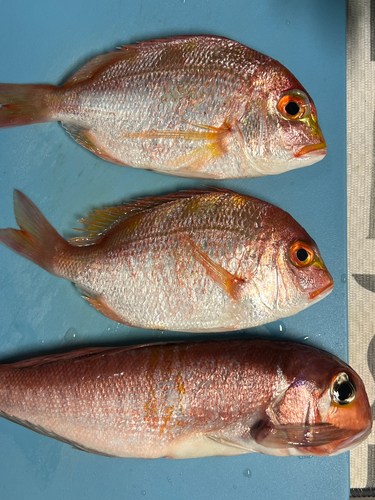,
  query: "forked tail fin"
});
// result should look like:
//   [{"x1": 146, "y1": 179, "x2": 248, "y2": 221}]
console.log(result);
[
  {"x1": 0, "y1": 84, "x2": 57, "y2": 128},
  {"x1": 0, "y1": 190, "x2": 68, "y2": 274}
]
